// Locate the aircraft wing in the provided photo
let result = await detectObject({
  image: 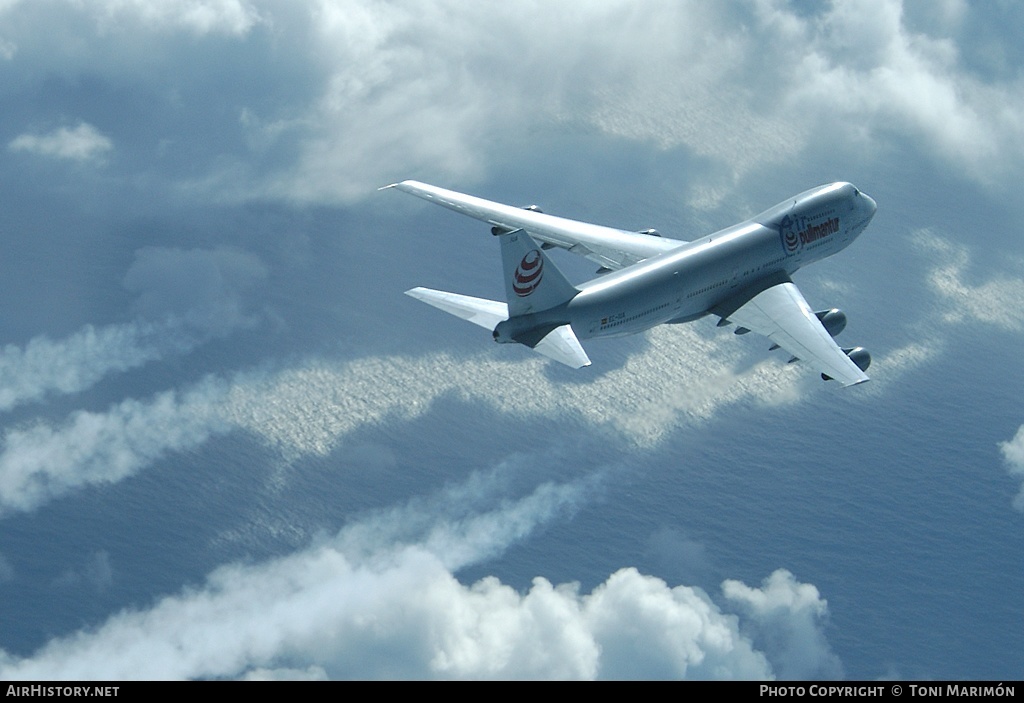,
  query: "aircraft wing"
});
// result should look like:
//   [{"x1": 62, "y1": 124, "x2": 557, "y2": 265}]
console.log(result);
[
  {"x1": 383, "y1": 180, "x2": 682, "y2": 270},
  {"x1": 719, "y1": 282, "x2": 869, "y2": 387}
]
